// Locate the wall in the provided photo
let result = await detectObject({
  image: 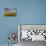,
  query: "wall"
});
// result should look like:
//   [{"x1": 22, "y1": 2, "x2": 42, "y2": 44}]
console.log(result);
[
  {"x1": 16, "y1": 0, "x2": 46, "y2": 24},
  {"x1": 0, "y1": 0, "x2": 46, "y2": 44},
  {"x1": 0, "y1": 0, "x2": 18, "y2": 44}
]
